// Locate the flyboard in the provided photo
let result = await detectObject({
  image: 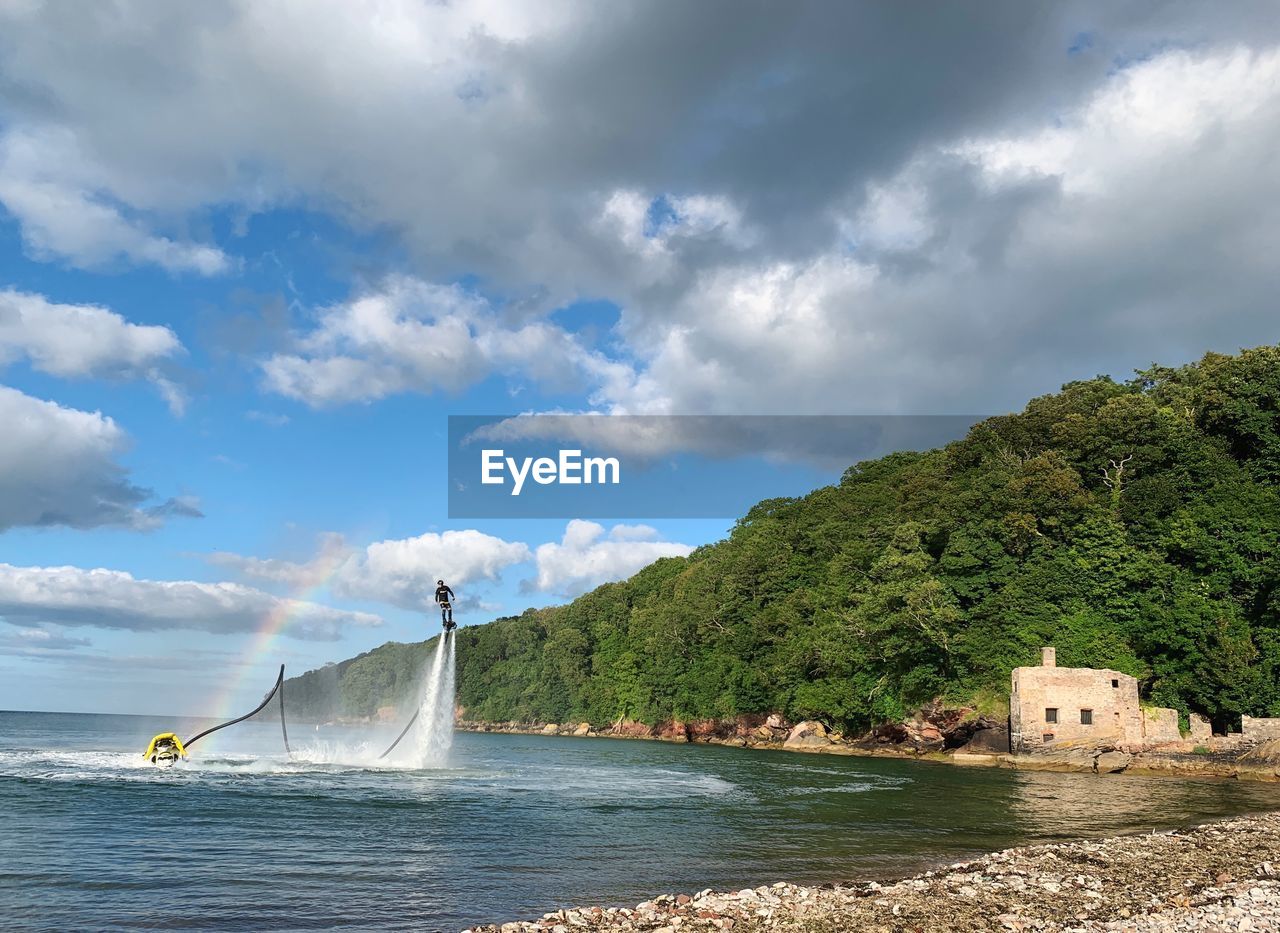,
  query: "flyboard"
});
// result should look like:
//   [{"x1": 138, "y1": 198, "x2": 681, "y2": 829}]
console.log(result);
[
  {"x1": 143, "y1": 664, "x2": 291, "y2": 767},
  {"x1": 378, "y1": 626, "x2": 454, "y2": 760}
]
